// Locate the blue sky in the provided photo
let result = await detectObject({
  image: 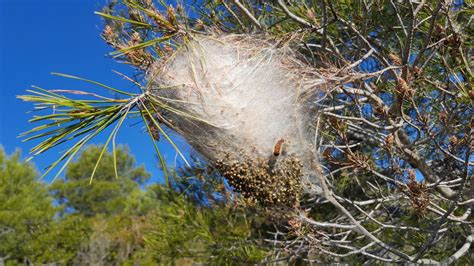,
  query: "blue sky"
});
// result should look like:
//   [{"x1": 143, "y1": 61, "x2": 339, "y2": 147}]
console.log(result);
[{"x1": 0, "y1": 0, "x2": 190, "y2": 183}]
